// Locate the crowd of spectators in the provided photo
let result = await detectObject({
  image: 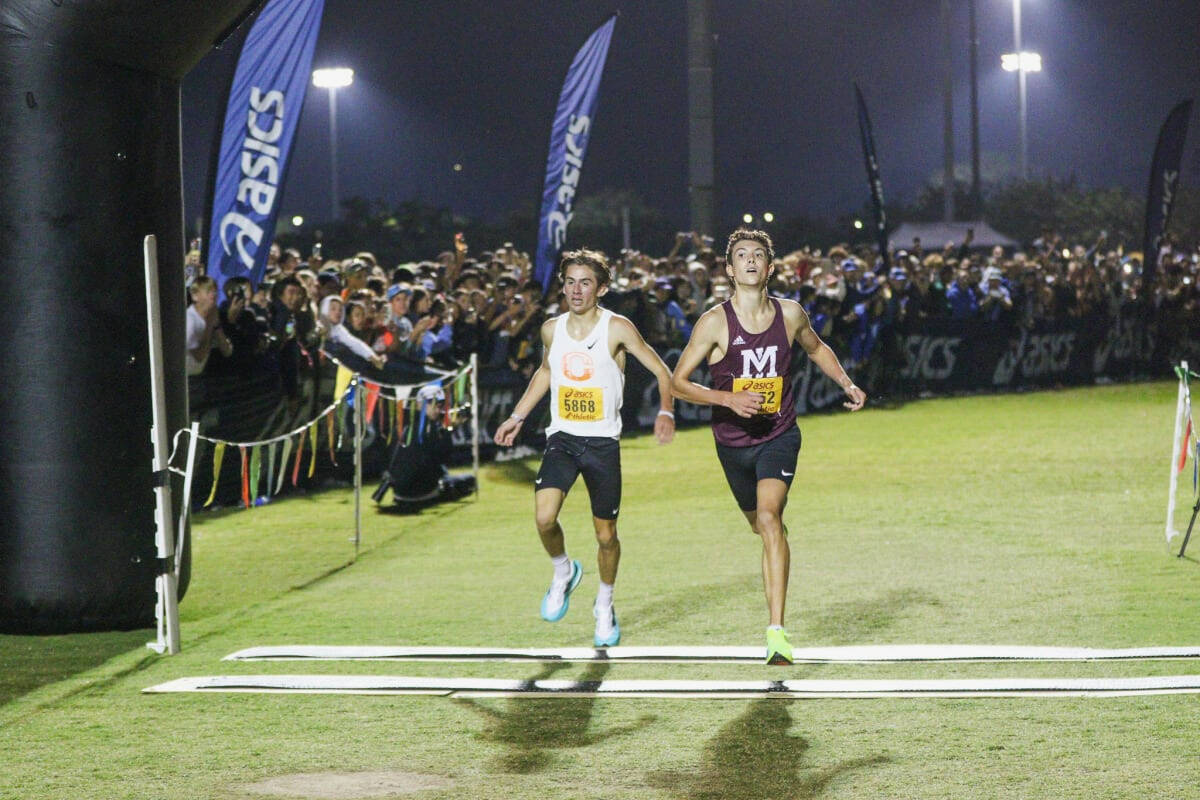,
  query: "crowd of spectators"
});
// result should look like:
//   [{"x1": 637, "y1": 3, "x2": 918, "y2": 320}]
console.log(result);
[{"x1": 184, "y1": 228, "x2": 1200, "y2": 401}]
